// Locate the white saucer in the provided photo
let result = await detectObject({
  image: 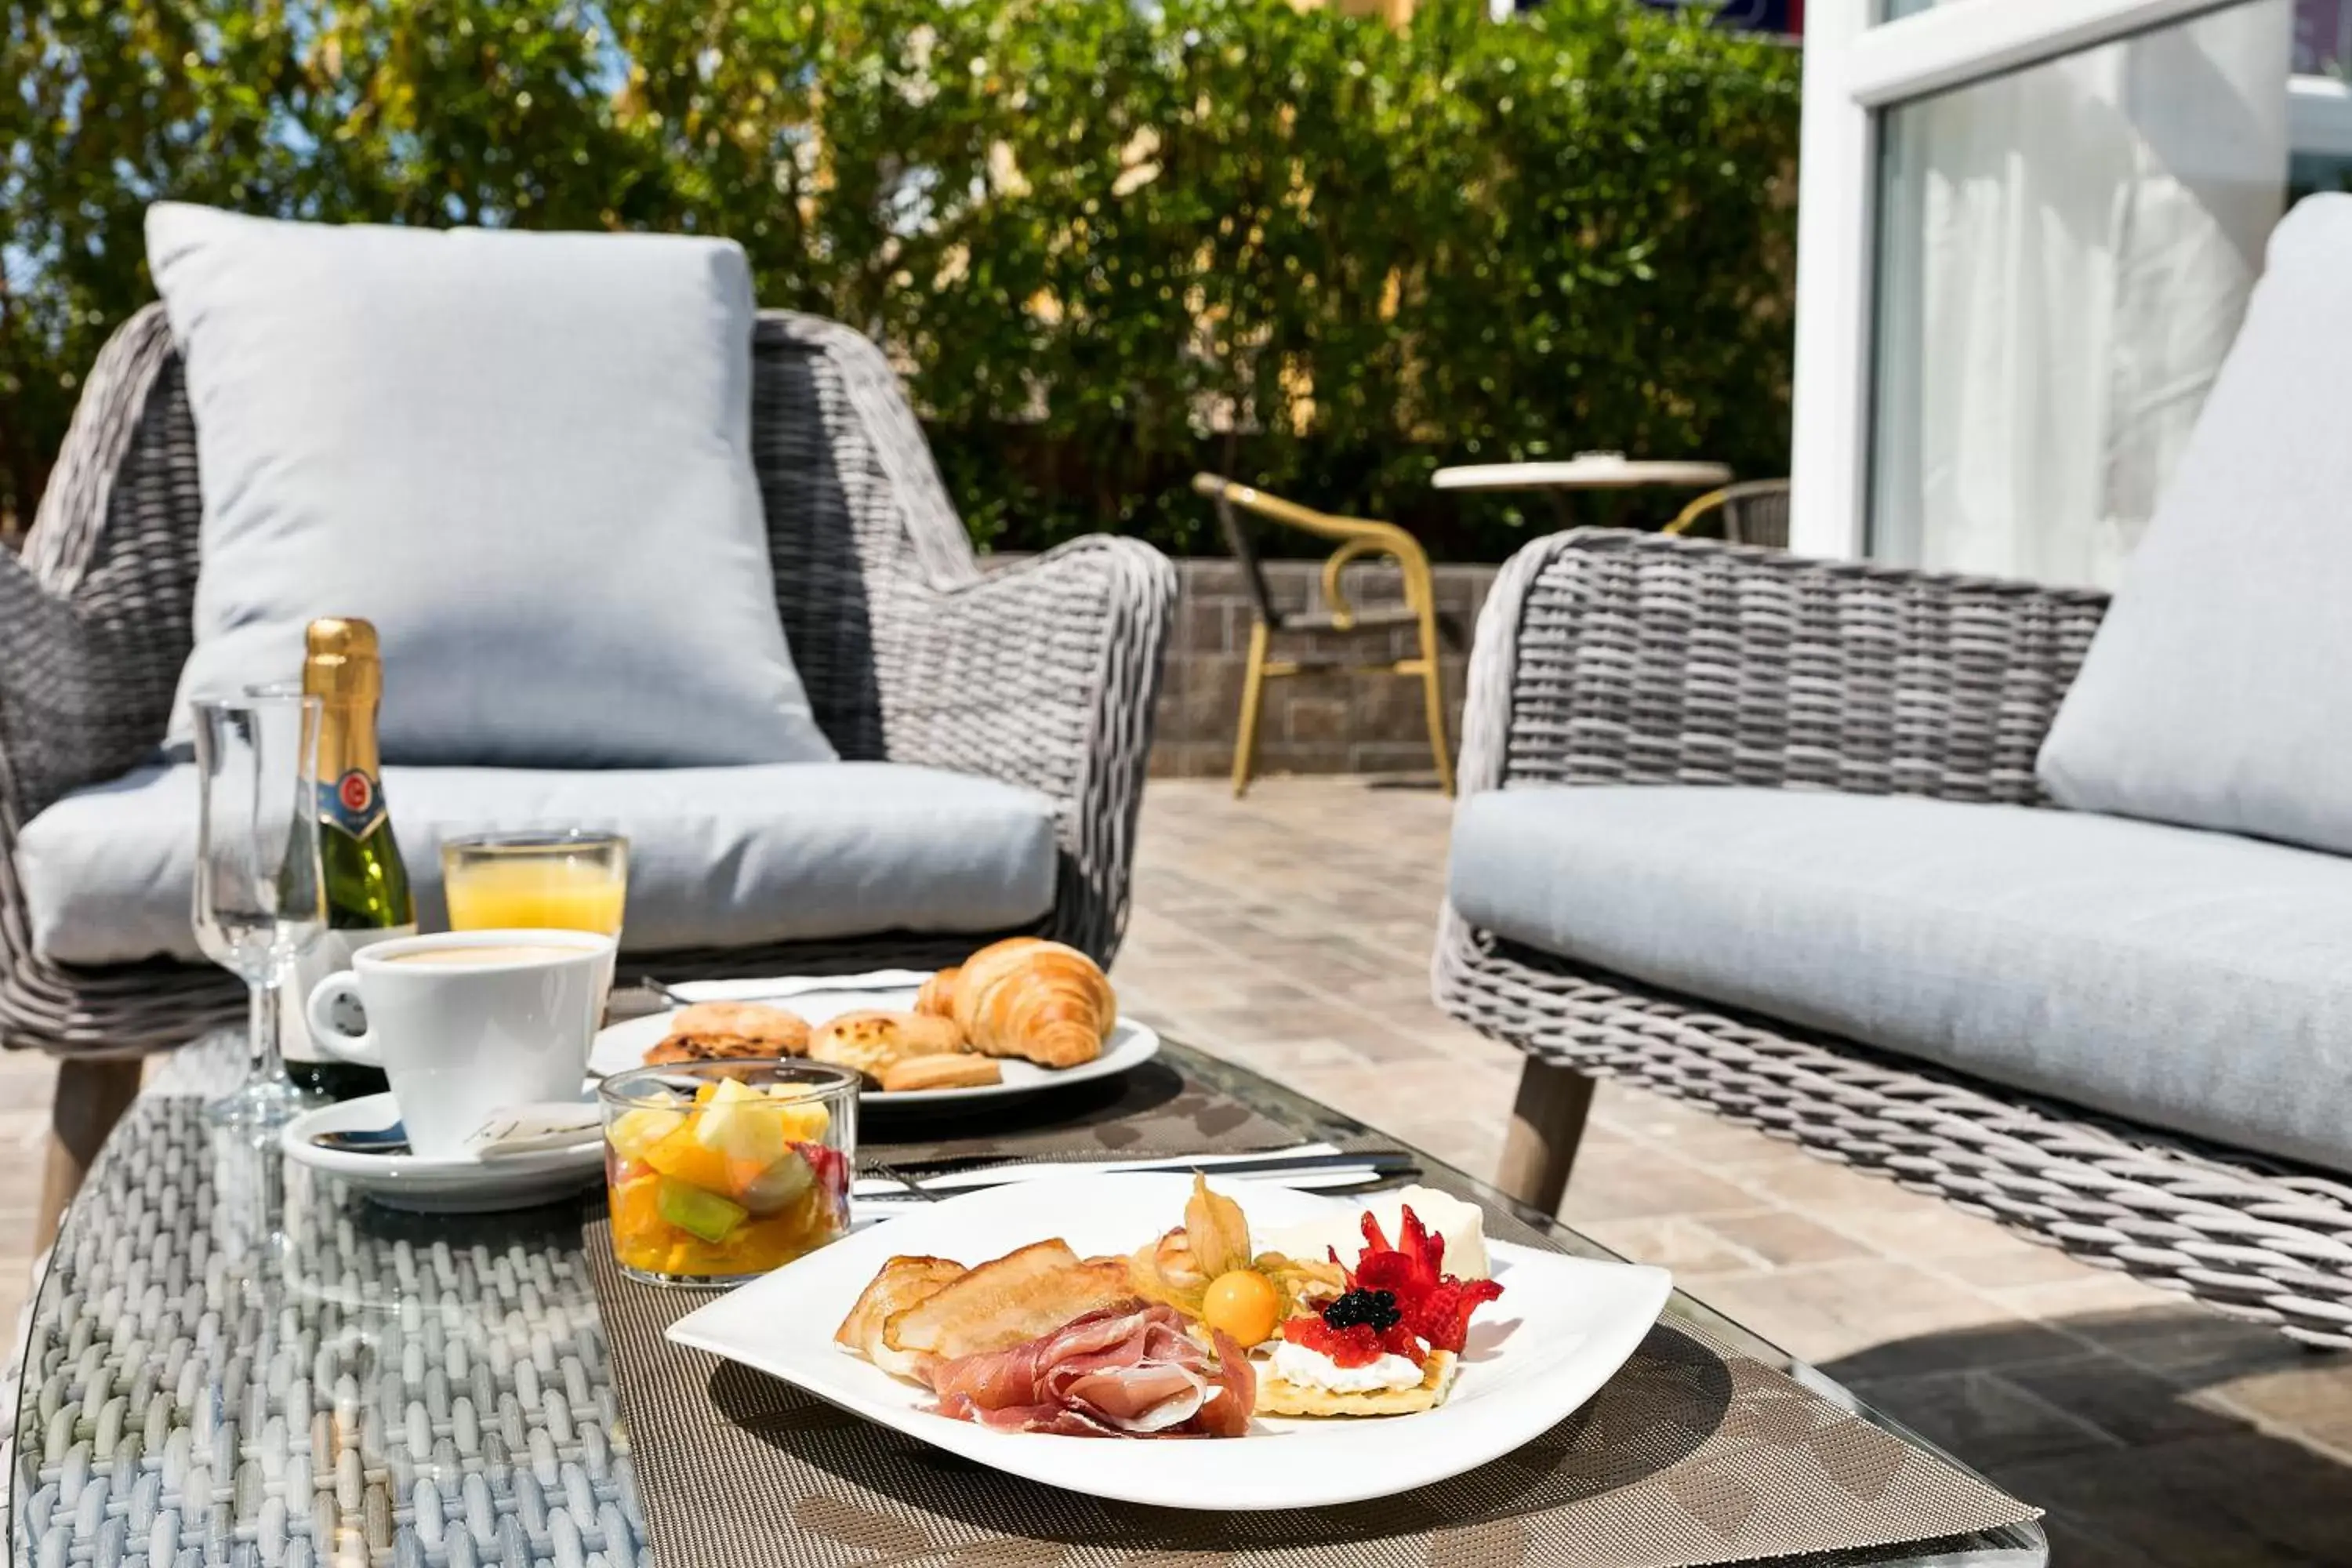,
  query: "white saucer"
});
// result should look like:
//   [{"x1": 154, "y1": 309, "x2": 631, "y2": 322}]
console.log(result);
[{"x1": 279, "y1": 1093, "x2": 604, "y2": 1214}]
